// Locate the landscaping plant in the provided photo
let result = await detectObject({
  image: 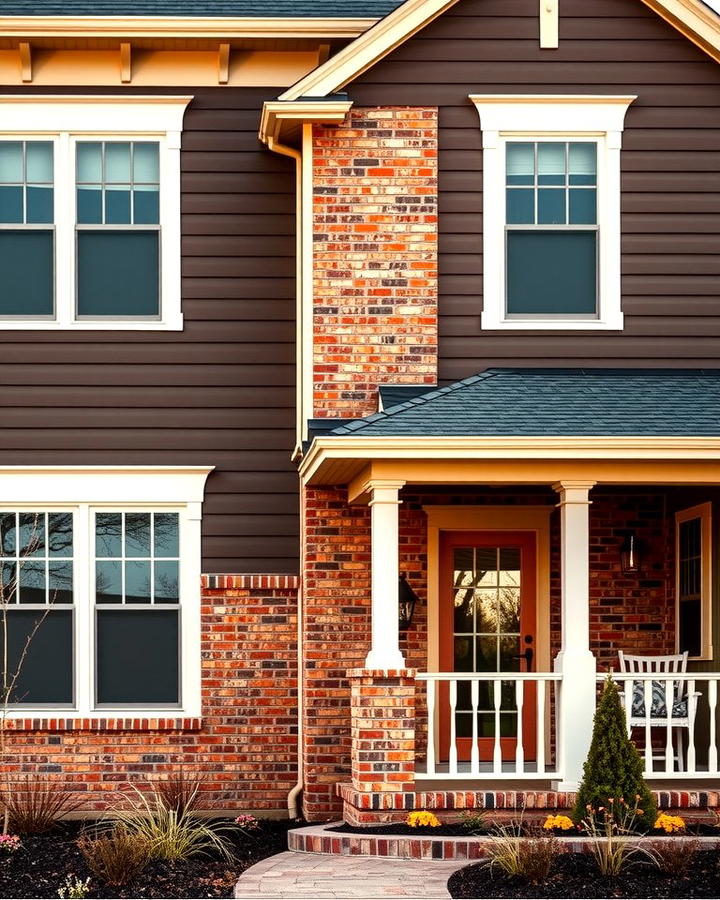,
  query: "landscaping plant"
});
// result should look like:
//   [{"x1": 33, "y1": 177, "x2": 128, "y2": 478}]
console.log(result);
[
  {"x1": 485, "y1": 822, "x2": 563, "y2": 884},
  {"x1": 406, "y1": 810, "x2": 441, "y2": 828},
  {"x1": 78, "y1": 824, "x2": 151, "y2": 887},
  {"x1": 56, "y1": 875, "x2": 91, "y2": 899},
  {"x1": 459, "y1": 810, "x2": 487, "y2": 835},
  {"x1": 581, "y1": 797, "x2": 655, "y2": 877},
  {"x1": 653, "y1": 812, "x2": 685, "y2": 833},
  {"x1": 1, "y1": 775, "x2": 82, "y2": 834},
  {"x1": 649, "y1": 838, "x2": 699, "y2": 876},
  {"x1": 573, "y1": 676, "x2": 657, "y2": 831},
  {"x1": 154, "y1": 769, "x2": 208, "y2": 817}
]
